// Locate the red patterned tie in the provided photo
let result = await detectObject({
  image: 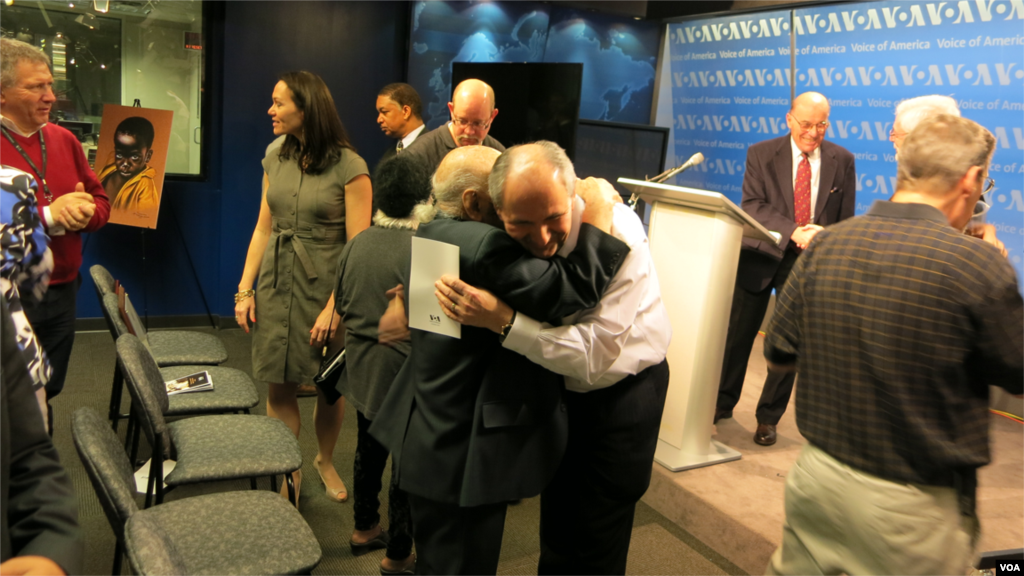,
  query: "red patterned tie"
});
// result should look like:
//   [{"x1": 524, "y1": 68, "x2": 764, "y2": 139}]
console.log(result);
[{"x1": 794, "y1": 153, "x2": 811, "y2": 227}]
